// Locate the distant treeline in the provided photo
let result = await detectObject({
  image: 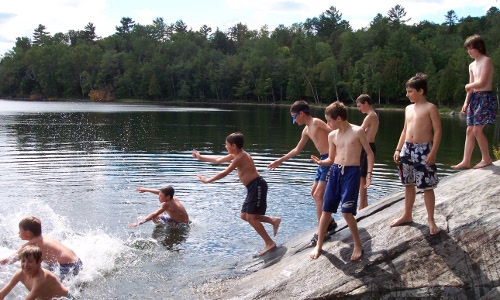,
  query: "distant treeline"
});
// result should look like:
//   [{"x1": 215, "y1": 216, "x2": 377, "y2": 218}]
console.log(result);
[{"x1": 0, "y1": 5, "x2": 499, "y2": 106}]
